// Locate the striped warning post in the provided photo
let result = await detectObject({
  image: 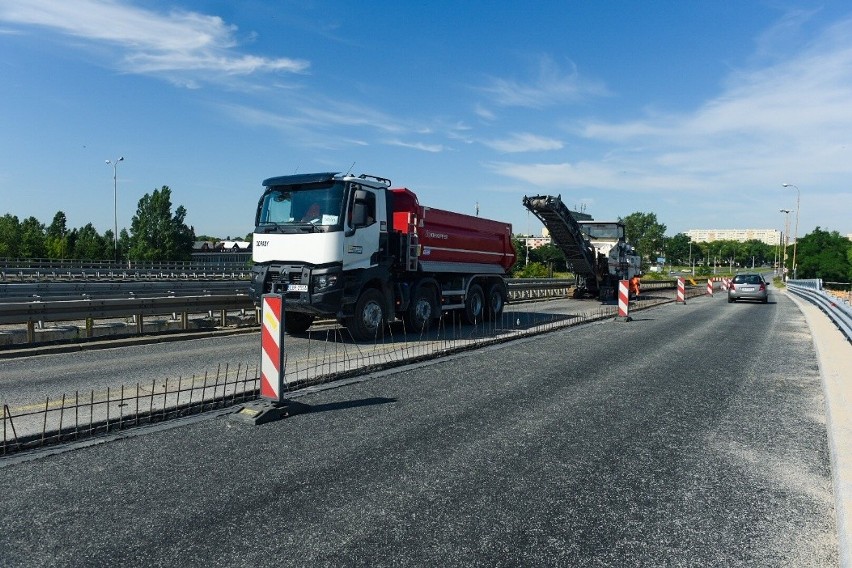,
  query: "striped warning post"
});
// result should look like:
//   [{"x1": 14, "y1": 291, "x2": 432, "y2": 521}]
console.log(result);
[
  {"x1": 677, "y1": 277, "x2": 686, "y2": 304},
  {"x1": 617, "y1": 280, "x2": 631, "y2": 321},
  {"x1": 706, "y1": 279, "x2": 713, "y2": 296},
  {"x1": 260, "y1": 293, "x2": 285, "y2": 403}
]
